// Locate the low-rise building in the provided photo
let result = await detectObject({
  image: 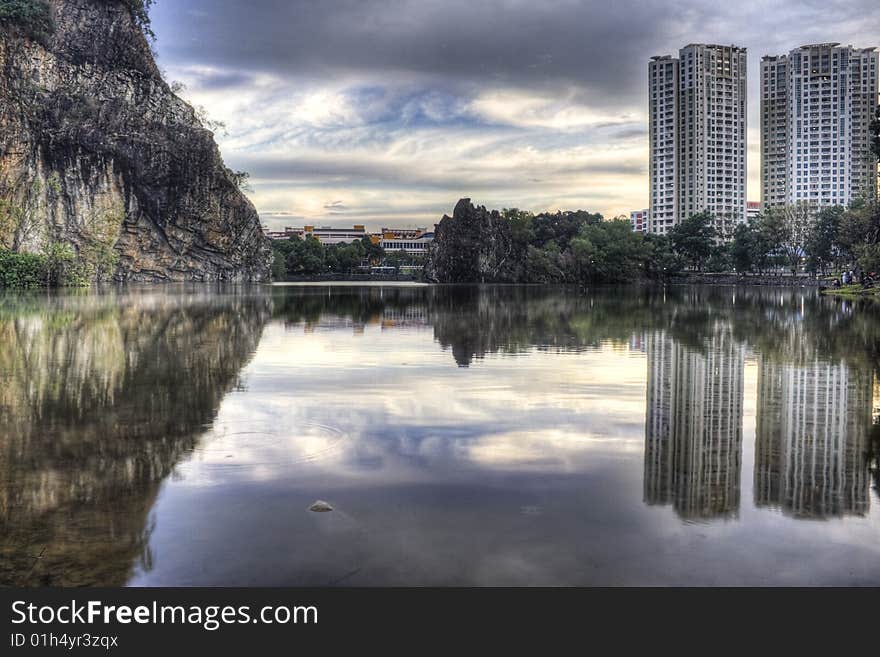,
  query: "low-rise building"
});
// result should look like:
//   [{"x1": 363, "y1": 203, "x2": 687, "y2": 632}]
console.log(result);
[{"x1": 379, "y1": 227, "x2": 435, "y2": 254}]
